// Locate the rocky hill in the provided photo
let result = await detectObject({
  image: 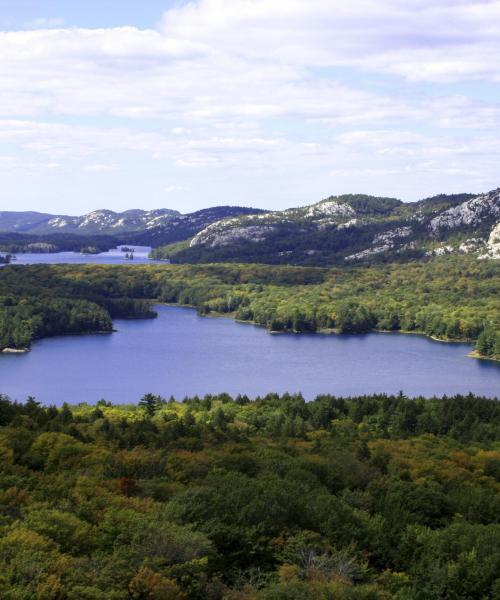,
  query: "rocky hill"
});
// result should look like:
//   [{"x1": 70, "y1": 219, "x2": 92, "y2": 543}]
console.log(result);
[
  {"x1": 0, "y1": 209, "x2": 180, "y2": 235},
  {"x1": 125, "y1": 206, "x2": 265, "y2": 246},
  {"x1": 0, "y1": 207, "x2": 264, "y2": 246},
  {"x1": 159, "y1": 190, "x2": 500, "y2": 266}
]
